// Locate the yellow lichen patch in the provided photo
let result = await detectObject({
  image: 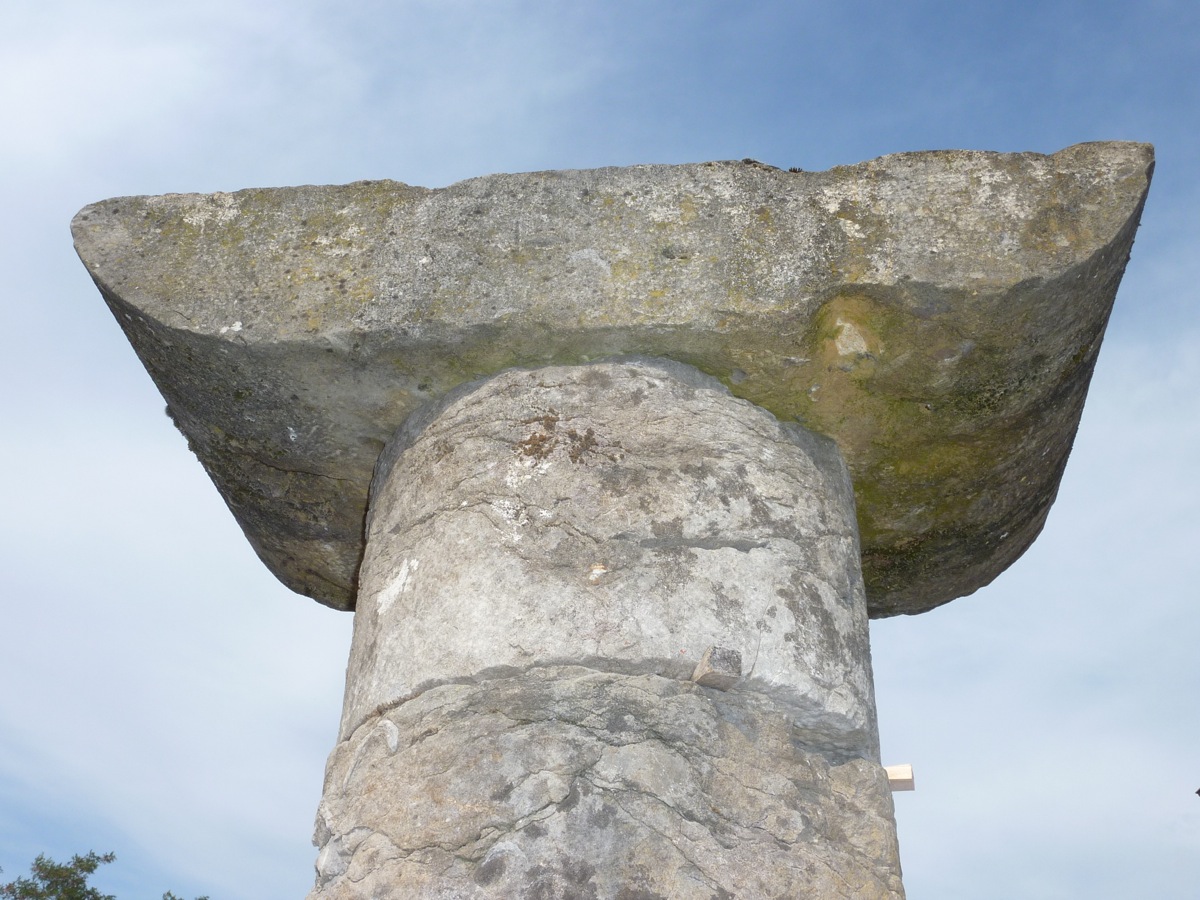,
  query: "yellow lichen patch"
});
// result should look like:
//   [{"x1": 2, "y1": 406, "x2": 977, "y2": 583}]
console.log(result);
[
  {"x1": 790, "y1": 291, "x2": 972, "y2": 501},
  {"x1": 610, "y1": 258, "x2": 642, "y2": 280},
  {"x1": 810, "y1": 294, "x2": 885, "y2": 375}
]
